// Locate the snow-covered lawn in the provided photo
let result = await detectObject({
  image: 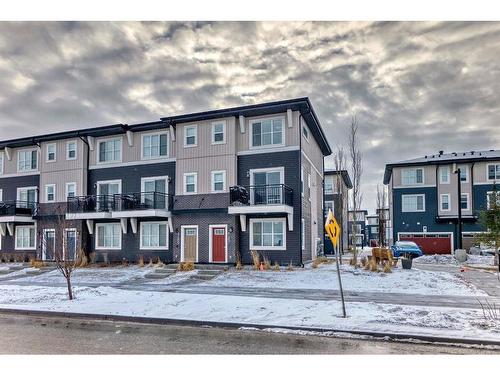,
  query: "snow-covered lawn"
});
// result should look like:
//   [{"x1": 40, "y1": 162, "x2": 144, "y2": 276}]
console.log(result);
[
  {"x1": 206, "y1": 264, "x2": 486, "y2": 296},
  {"x1": 0, "y1": 284, "x2": 498, "y2": 341},
  {"x1": 414, "y1": 254, "x2": 495, "y2": 266}
]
